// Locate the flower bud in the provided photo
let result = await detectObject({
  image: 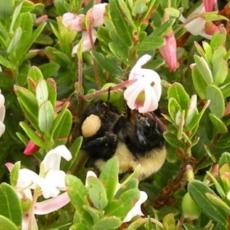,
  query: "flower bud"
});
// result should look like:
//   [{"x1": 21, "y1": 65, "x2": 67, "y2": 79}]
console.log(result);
[
  {"x1": 24, "y1": 140, "x2": 39, "y2": 156},
  {"x1": 159, "y1": 33, "x2": 178, "y2": 72}
]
